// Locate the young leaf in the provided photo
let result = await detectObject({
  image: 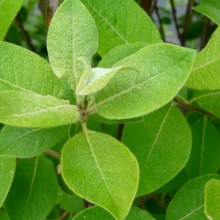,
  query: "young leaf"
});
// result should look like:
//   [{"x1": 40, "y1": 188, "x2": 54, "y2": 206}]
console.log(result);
[
  {"x1": 0, "y1": 91, "x2": 80, "y2": 128},
  {"x1": 89, "y1": 44, "x2": 196, "y2": 120},
  {"x1": 80, "y1": 0, "x2": 162, "y2": 56},
  {"x1": 47, "y1": 0, "x2": 98, "y2": 90},
  {"x1": 73, "y1": 206, "x2": 155, "y2": 220},
  {"x1": 5, "y1": 157, "x2": 59, "y2": 220},
  {"x1": 166, "y1": 175, "x2": 220, "y2": 220},
  {"x1": 61, "y1": 130, "x2": 139, "y2": 220},
  {"x1": 77, "y1": 66, "x2": 128, "y2": 96},
  {"x1": 0, "y1": 0, "x2": 23, "y2": 40},
  {"x1": 186, "y1": 27, "x2": 220, "y2": 90},
  {"x1": 0, "y1": 157, "x2": 16, "y2": 208},
  {"x1": 193, "y1": 0, "x2": 220, "y2": 25},
  {"x1": 185, "y1": 117, "x2": 220, "y2": 178},
  {"x1": 0, "y1": 41, "x2": 63, "y2": 97},
  {"x1": 0, "y1": 125, "x2": 69, "y2": 158},
  {"x1": 122, "y1": 104, "x2": 191, "y2": 196},
  {"x1": 205, "y1": 179, "x2": 220, "y2": 220}
]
